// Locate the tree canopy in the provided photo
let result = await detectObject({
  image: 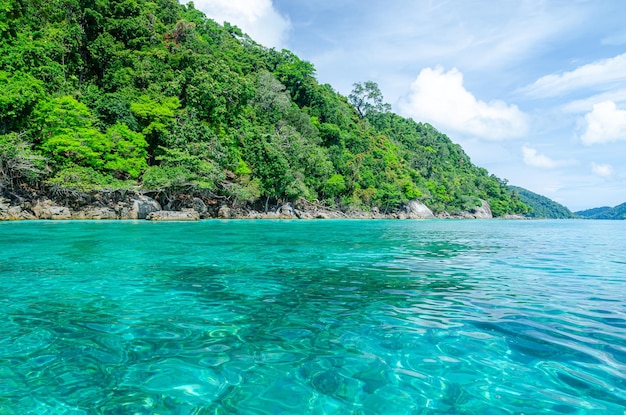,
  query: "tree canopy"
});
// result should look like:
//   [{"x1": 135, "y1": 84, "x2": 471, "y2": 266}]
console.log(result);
[{"x1": 509, "y1": 186, "x2": 574, "y2": 219}]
